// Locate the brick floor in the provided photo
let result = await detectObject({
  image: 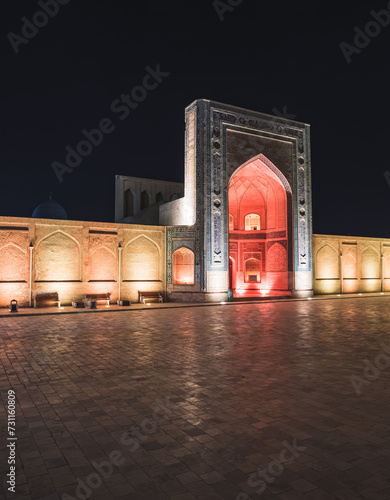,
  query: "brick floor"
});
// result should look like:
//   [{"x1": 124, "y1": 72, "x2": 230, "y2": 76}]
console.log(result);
[{"x1": 1, "y1": 297, "x2": 390, "y2": 499}]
